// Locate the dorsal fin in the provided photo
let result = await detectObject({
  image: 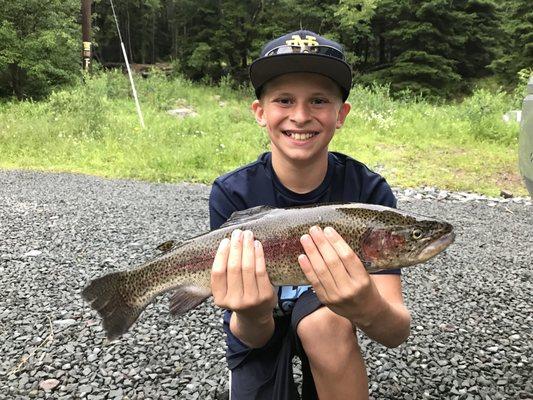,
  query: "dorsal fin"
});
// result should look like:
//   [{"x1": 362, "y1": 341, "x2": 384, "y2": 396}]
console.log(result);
[
  {"x1": 220, "y1": 206, "x2": 275, "y2": 228},
  {"x1": 156, "y1": 240, "x2": 180, "y2": 253},
  {"x1": 155, "y1": 239, "x2": 192, "y2": 253}
]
